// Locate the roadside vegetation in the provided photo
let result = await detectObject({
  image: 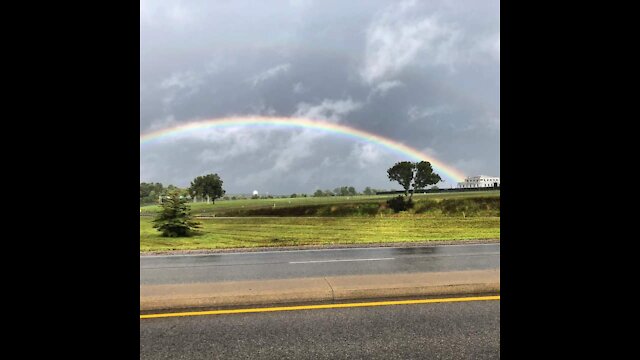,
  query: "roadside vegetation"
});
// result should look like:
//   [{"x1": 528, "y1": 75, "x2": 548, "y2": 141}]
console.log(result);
[
  {"x1": 141, "y1": 216, "x2": 500, "y2": 251},
  {"x1": 140, "y1": 191, "x2": 500, "y2": 217},
  {"x1": 140, "y1": 162, "x2": 500, "y2": 251},
  {"x1": 152, "y1": 190, "x2": 200, "y2": 237}
]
